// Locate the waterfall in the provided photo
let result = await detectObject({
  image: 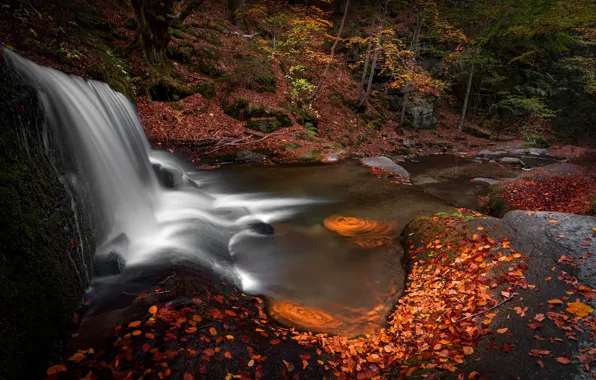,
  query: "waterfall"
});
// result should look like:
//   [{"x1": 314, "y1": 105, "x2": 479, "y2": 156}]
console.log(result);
[{"x1": 3, "y1": 50, "x2": 320, "y2": 290}]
